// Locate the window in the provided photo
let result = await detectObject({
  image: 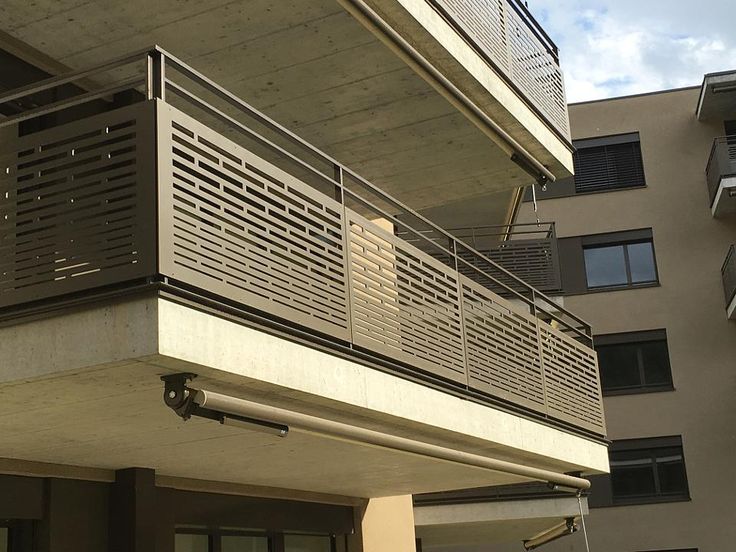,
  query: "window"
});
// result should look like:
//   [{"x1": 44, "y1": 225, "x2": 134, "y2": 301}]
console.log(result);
[
  {"x1": 522, "y1": 132, "x2": 646, "y2": 201},
  {"x1": 573, "y1": 133, "x2": 646, "y2": 193},
  {"x1": 557, "y1": 229, "x2": 659, "y2": 295},
  {"x1": 609, "y1": 437, "x2": 690, "y2": 505},
  {"x1": 595, "y1": 330, "x2": 673, "y2": 395},
  {"x1": 583, "y1": 239, "x2": 657, "y2": 289}
]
